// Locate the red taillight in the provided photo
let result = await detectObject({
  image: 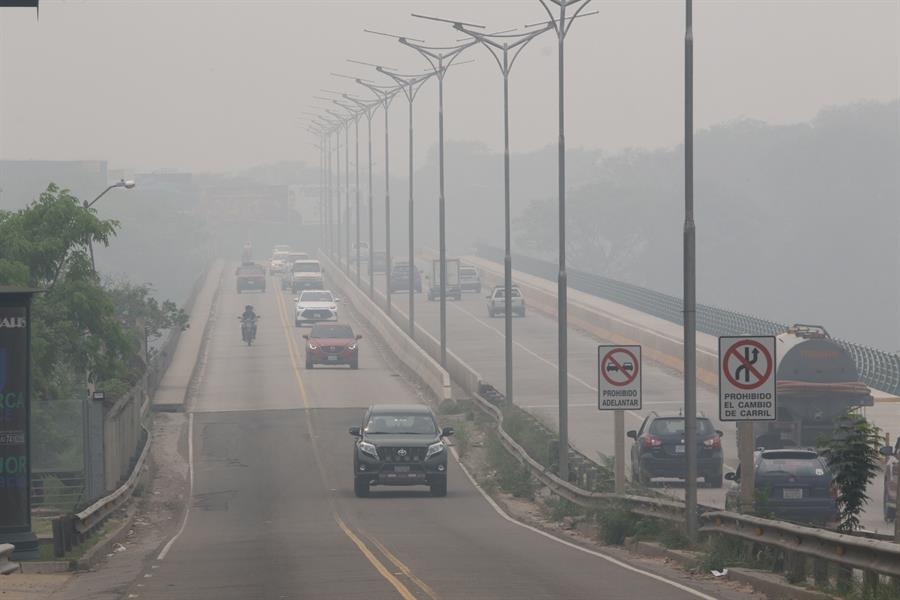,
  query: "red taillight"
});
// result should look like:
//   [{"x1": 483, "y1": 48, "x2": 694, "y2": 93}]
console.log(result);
[
  {"x1": 640, "y1": 435, "x2": 663, "y2": 449},
  {"x1": 703, "y1": 435, "x2": 721, "y2": 449}
]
